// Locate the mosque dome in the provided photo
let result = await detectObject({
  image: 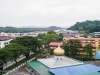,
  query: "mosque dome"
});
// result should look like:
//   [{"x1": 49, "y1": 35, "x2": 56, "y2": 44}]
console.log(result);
[{"x1": 53, "y1": 46, "x2": 65, "y2": 56}]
